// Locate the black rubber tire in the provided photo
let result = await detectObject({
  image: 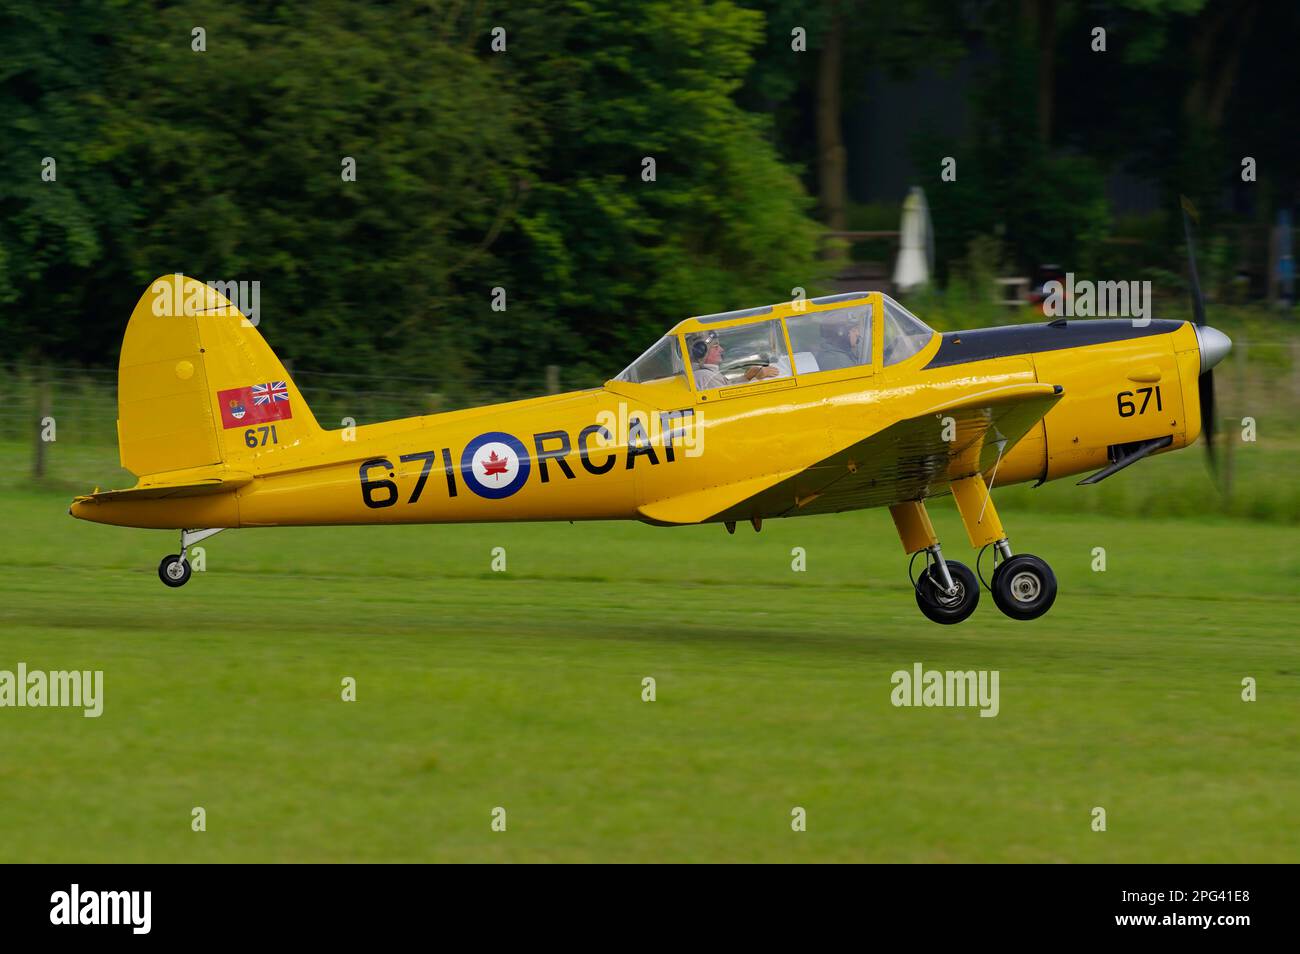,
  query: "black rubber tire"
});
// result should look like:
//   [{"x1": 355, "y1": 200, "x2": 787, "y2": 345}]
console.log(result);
[
  {"x1": 158, "y1": 554, "x2": 192, "y2": 588},
  {"x1": 990, "y1": 553, "x2": 1057, "y2": 620},
  {"x1": 914, "y1": 559, "x2": 979, "y2": 625}
]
